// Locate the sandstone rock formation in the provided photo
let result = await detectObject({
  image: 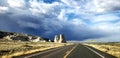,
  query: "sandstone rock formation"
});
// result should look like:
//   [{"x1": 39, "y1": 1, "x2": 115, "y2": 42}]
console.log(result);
[
  {"x1": 29, "y1": 36, "x2": 47, "y2": 42},
  {"x1": 54, "y1": 35, "x2": 59, "y2": 43},
  {"x1": 0, "y1": 30, "x2": 51, "y2": 42},
  {"x1": 54, "y1": 34, "x2": 67, "y2": 43},
  {"x1": 59, "y1": 34, "x2": 66, "y2": 43}
]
